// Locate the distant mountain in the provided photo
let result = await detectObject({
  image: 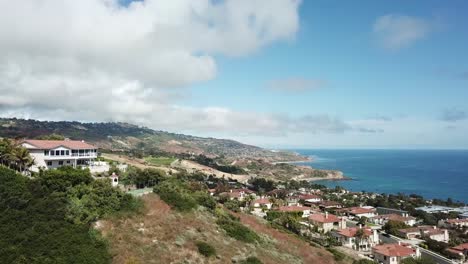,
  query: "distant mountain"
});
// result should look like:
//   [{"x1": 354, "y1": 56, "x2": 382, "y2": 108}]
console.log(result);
[{"x1": 0, "y1": 117, "x2": 304, "y2": 161}]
